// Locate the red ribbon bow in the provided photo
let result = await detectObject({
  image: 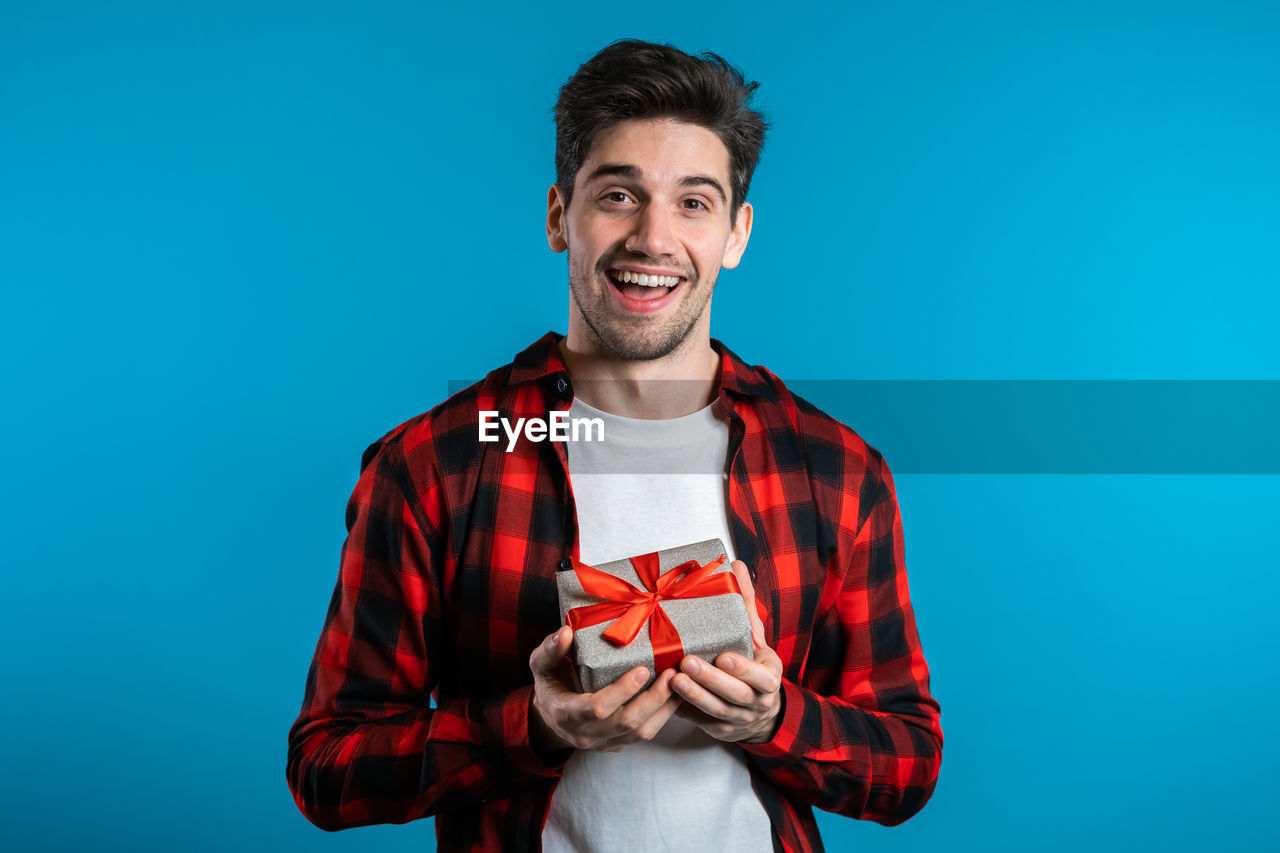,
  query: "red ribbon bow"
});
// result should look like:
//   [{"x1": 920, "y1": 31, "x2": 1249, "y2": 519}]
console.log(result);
[{"x1": 565, "y1": 552, "x2": 741, "y2": 676}]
